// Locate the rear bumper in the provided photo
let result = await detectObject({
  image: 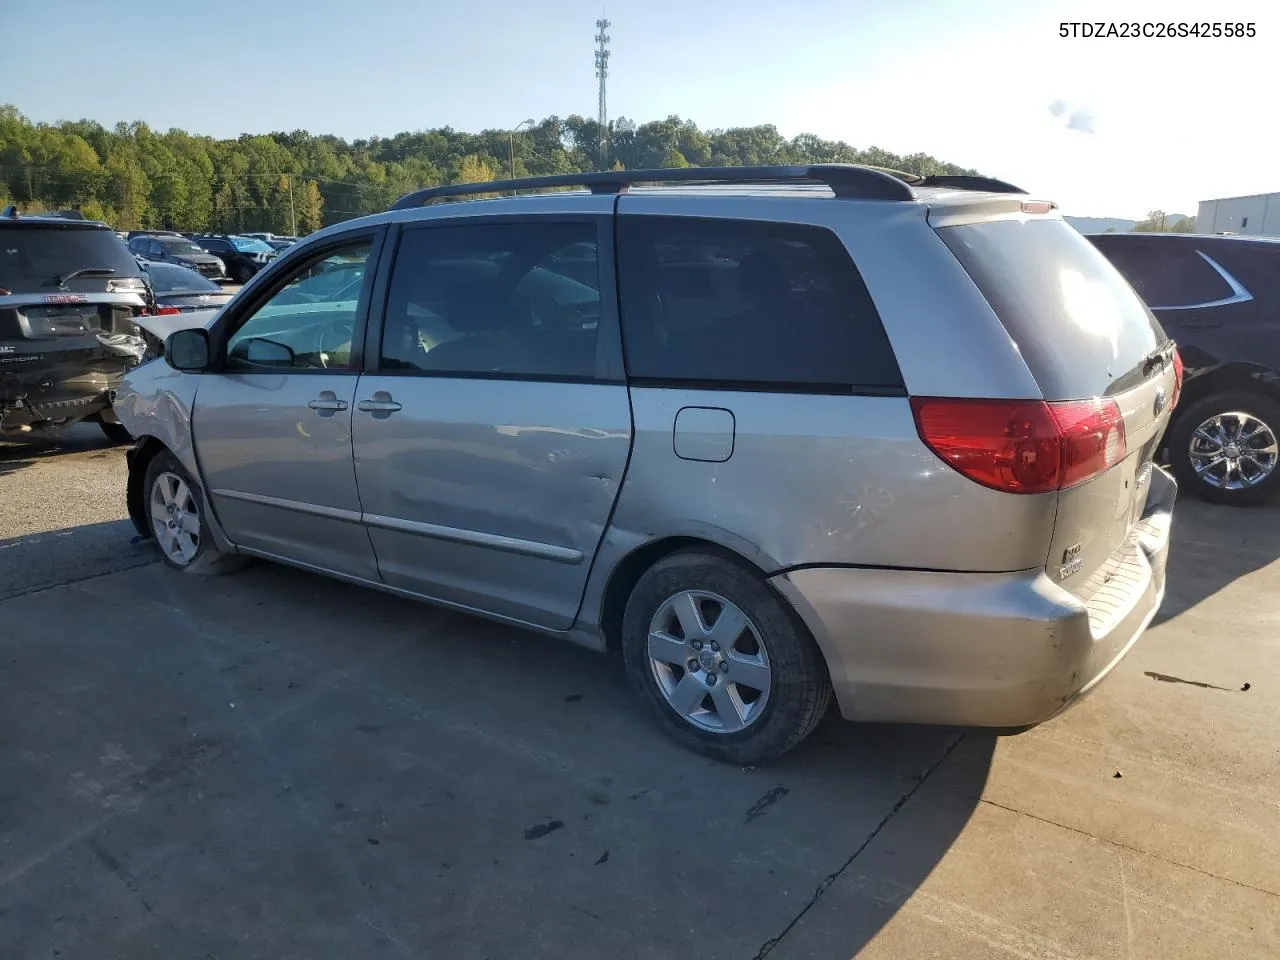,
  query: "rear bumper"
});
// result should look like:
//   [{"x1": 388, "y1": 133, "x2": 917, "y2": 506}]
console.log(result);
[{"x1": 770, "y1": 465, "x2": 1176, "y2": 728}]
